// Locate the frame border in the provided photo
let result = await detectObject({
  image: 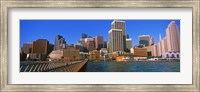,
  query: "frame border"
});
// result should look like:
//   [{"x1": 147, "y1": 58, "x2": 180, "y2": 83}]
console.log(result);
[{"x1": 1, "y1": 0, "x2": 199, "y2": 91}]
